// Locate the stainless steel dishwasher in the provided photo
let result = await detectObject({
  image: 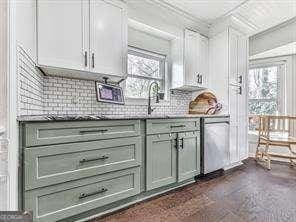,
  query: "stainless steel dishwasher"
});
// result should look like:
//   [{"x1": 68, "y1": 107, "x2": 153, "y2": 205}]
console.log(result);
[{"x1": 201, "y1": 116, "x2": 230, "y2": 174}]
